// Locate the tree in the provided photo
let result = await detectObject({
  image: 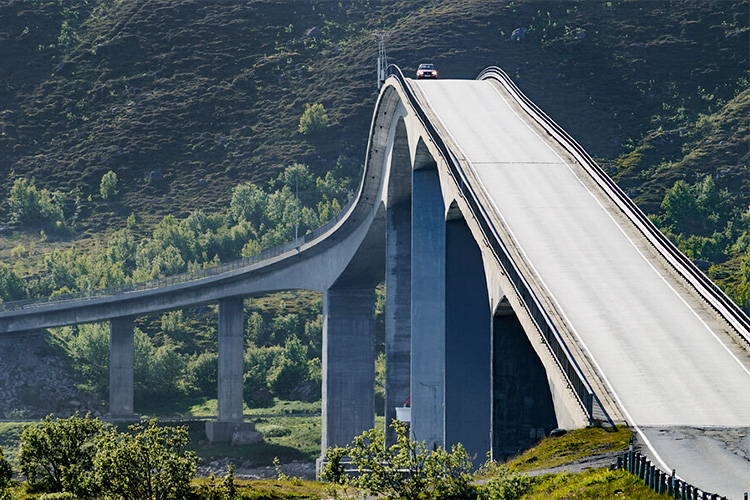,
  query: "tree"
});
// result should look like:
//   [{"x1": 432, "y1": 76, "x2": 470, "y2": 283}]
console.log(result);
[
  {"x1": 8, "y1": 178, "x2": 66, "y2": 227},
  {"x1": 100, "y1": 170, "x2": 119, "y2": 199},
  {"x1": 298, "y1": 103, "x2": 329, "y2": 135},
  {"x1": 93, "y1": 420, "x2": 198, "y2": 500},
  {"x1": 267, "y1": 335, "x2": 309, "y2": 397},
  {"x1": 230, "y1": 182, "x2": 268, "y2": 227},
  {"x1": 0, "y1": 262, "x2": 27, "y2": 302},
  {"x1": 0, "y1": 447, "x2": 11, "y2": 498},
  {"x1": 18, "y1": 413, "x2": 105, "y2": 496}
]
